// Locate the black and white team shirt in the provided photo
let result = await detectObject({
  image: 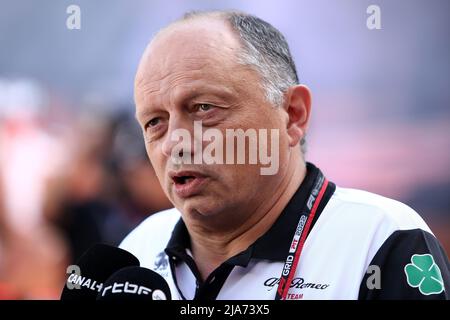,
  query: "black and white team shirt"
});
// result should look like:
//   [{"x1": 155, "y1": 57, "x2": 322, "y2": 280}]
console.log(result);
[{"x1": 120, "y1": 163, "x2": 450, "y2": 300}]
